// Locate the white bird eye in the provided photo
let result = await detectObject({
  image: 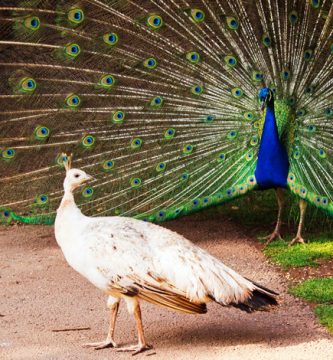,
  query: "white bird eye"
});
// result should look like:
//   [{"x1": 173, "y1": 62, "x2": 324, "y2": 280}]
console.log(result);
[{"x1": 74, "y1": 174, "x2": 80, "y2": 178}]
